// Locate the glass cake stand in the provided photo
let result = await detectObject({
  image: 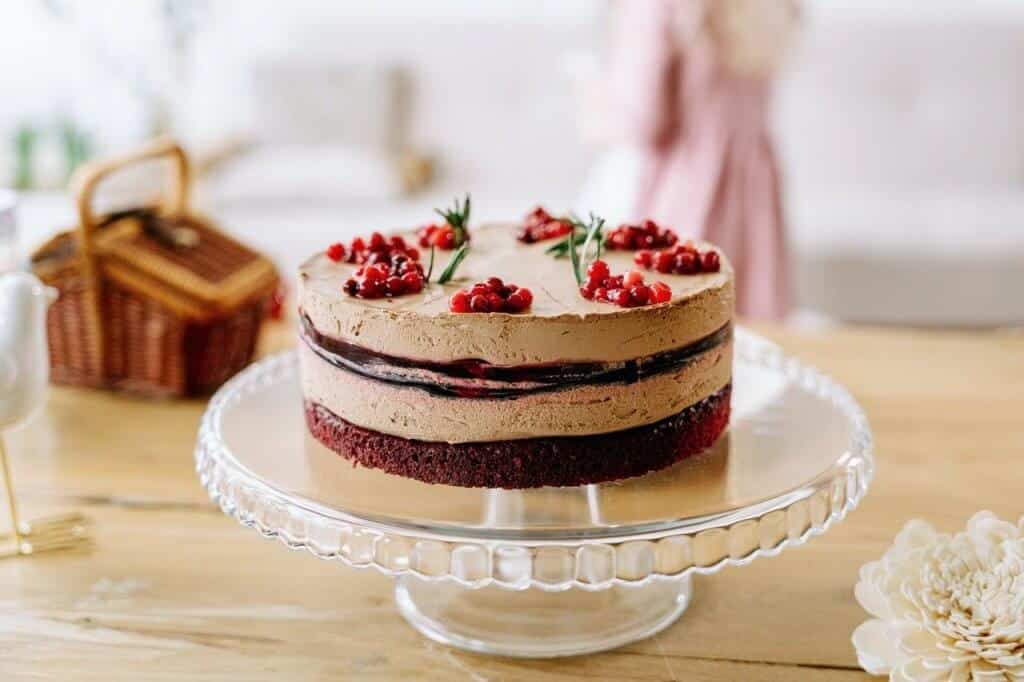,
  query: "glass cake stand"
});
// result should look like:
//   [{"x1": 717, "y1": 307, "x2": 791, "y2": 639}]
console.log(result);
[{"x1": 195, "y1": 328, "x2": 873, "y2": 658}]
